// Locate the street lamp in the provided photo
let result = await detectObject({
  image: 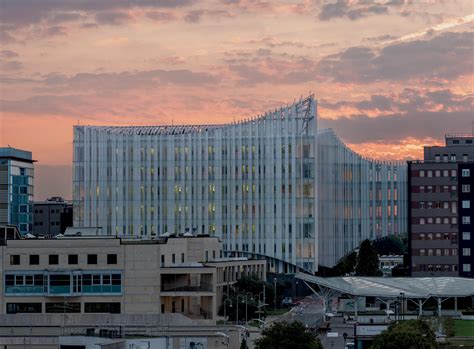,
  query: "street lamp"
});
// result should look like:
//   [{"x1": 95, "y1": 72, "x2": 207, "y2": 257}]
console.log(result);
[
  {"x1": 245, "y1": 292, "x2": 254, "y2": 325},
  {"x1": 399, "y1": 292, "x2": 405, "y2": 321},
  {"x1": 236, "y1": 295, "x2": 245, "y2": 325},
  {"x1": 273, "y1": 278, "x2": 277, "y2": 311},
  {"x1": 223, "y1": 298, "x2": 233, "y2": 325}
]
